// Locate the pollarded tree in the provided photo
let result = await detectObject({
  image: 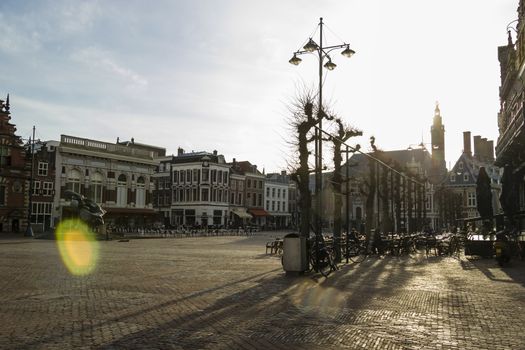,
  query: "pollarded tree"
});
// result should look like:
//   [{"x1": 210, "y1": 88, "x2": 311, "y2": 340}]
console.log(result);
[
  {"x1": 288, "y1": 93, "x2": 329, "y2": 238},
  {"x1": 327, "y1": 118, "x2": 362, "y2": 262}
]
